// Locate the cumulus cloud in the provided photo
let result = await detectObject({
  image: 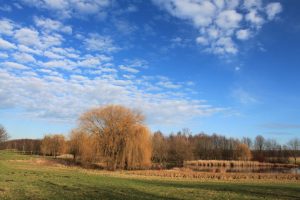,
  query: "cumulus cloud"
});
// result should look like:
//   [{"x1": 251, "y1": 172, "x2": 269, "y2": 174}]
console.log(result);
[
  {"x1": 215, "y1": 10, "x2": 242, "y2": 30},
  {"x1": 21, "y1": 0, "x2": 111, "y2": 19},
  {"x1": 0, "y1": 53, "x2": 8, "y2": 59},
  {"x1": 153, "y1": 0, "x2": 283, "y2": 56},
  {"x1": 0, "y1": 68, "x2": 222, "y2": 124},
  {"x1": 119, "y1": 65, "x2": 139, "y2": 74},
  {"x1": 0, "y1": 18, "x2": 15, "y2": 36},
  {"x1": 34, "y1": 16, "x2": 72, "y2": 34},
  {"x1": 1, "y1": 61, "x2": 29, "y2": 70},
  {"x1": 14, "y1": 28, "x2": 41, "y2": 47},
  {"x1": 14, "y1": 27, "x2": 63, "y2": 50},
  {"x1": 113, "y1": 19, "x2": 138, "y2": 35},
  {"x1": 84, "y1": 34, "x2": 120, "y2": 53},
  {"x1": 0, "y1": 16, "x2": 223, "y2": 125},
  {"x1": 13, "y1": 52, "x2": 36, "y2": 63},
  {"x1": 266, "y1": 2, "x2": 282, "y2": 20},
  {"x1": 245, "y1": 9, "x2": 264, "y2": 27},
  {"x1": 236, "y1": 29, "x2": 251, "y2": 40},
  {"x1": 0, "y1": 38, "x2": 16, "y2": 49}
]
